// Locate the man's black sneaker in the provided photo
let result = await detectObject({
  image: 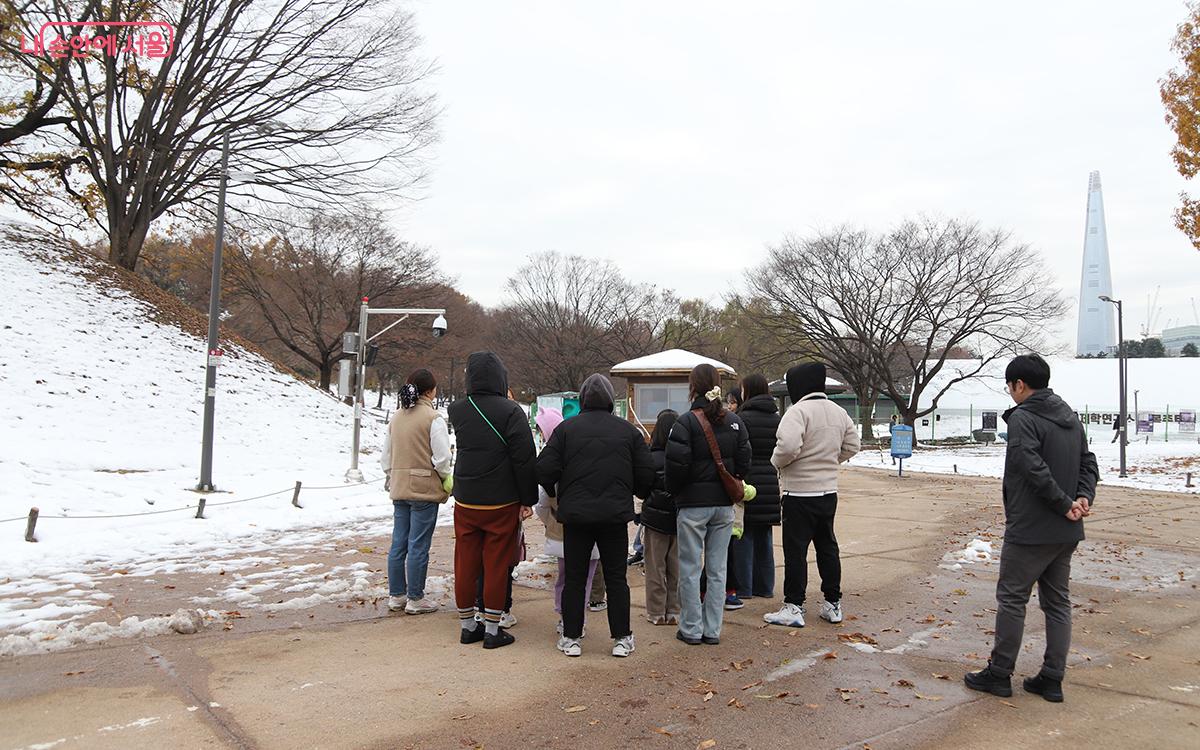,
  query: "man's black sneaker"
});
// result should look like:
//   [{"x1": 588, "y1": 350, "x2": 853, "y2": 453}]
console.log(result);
[
  {"x1": 701, "y1": 635, "x2": 720, "y2": 645},
  {"x1": 964, "y1": 664, "x2": 1013, "y2": 697},
  {"x1": 483, "y1": 629, "x2": 516, "y2": 649},
  {"x1": 627, "y1": 551, "x2": 644, "y2": 567},
  {"x1": 1023, "y1": 673, "x2": 1064, "y2": 703},
  {"x1": 675, "y1": 630, "x2": 701, "y2": 645},
  {"x1": 460, "y1": 623, "x2": 485, "y2": 645}
]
